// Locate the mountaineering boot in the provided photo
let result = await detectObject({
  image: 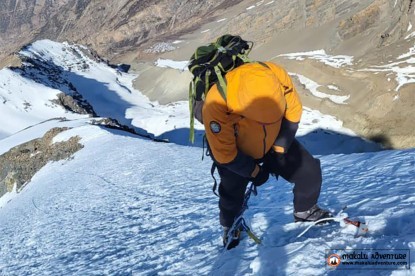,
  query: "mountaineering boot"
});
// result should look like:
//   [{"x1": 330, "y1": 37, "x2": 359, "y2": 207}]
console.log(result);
[
  {"x1": 294, "y1": 204, "x2": 332, "y2": 223},
  {"x1": 223, "y1": 226, "x2": 241, "y2": 250}
]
